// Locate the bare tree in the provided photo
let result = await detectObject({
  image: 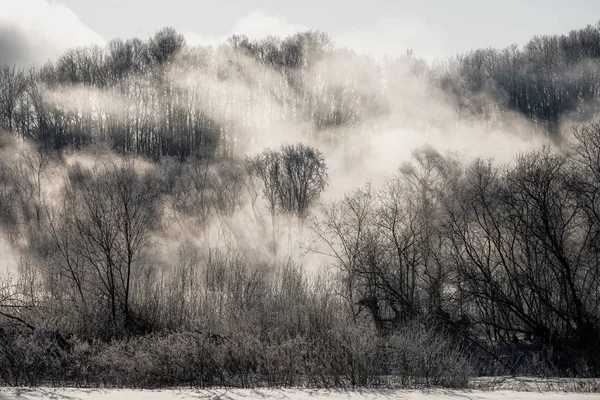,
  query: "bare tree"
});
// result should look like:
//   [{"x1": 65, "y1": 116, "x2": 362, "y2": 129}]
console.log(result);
[
  {"x1": 279, "y1": 143, "x2": 328, "y2": 222},
  {"x1": 0, "y1": 65, "x2": 27, "y2": 132},
  {"x1": 46, "y1": 160, "x2": 161, "y2": 338}
]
